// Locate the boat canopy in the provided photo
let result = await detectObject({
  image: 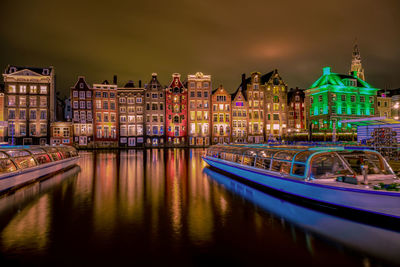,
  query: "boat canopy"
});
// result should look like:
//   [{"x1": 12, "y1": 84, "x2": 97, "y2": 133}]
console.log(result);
[
  {"x1": 0, "y1": 146, "x2": 78, "y2": 175},
  {"x1": 206, "y1": 144, "x2": 394, "y2": 179}
]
